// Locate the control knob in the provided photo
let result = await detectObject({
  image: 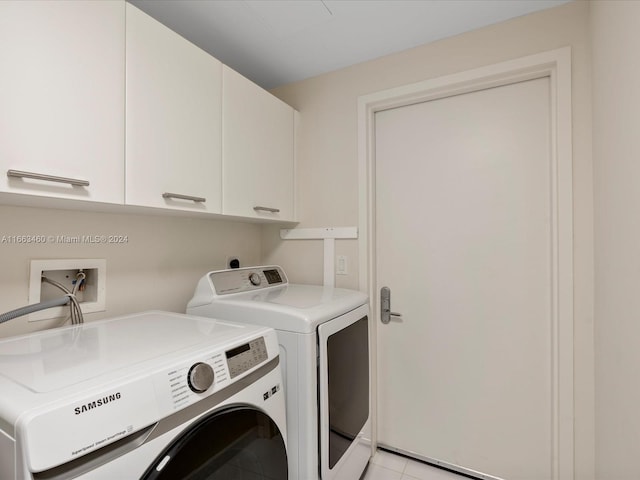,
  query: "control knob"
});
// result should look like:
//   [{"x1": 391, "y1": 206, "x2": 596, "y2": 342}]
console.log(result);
[
  {"x1": 187, "y1": 362, "x2": 214, "y2": 393},
  {"x1": 249, "y1": 272, "x2": 262, "y2": 286}
]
